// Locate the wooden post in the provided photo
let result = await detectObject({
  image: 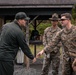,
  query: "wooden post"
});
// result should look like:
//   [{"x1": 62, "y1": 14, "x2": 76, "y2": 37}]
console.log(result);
[
  {"x1": 0, "y1": 17, "x2": 4, "y2": 29},
  {"x1": 24, "y1": 20, "x2": 30, "y2": 69},
  {"x1": 34, "y1": 20, "x2": 37, "y2": 57},
  {"x1": 24, "y1": 16, "x2": 38, "y2": 69}
]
